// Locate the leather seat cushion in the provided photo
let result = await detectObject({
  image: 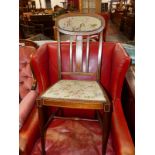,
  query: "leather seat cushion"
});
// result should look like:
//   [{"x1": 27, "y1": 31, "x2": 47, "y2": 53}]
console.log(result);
[{"x1": 31, "y1": 118, "x2": 115, "y2": 155}]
